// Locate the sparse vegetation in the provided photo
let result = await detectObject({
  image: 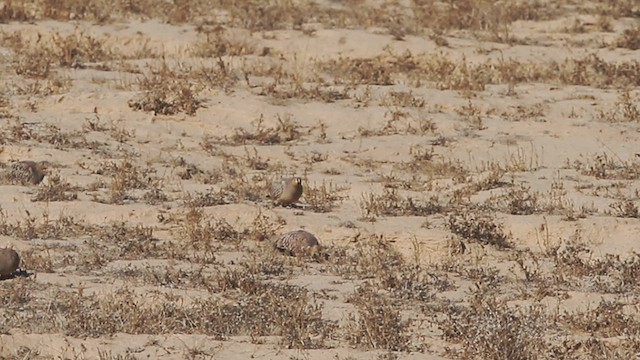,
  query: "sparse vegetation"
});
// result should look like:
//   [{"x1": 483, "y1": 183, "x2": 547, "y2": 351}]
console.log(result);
[
  {"x1": 1, "y1": 0, "x2": 640, "y2": 358},
  {"x1": 128, "y1": 62, "x2": 204, "y2": 116},
  {"x1": 448, "y1": 211, "x2": 511, "y2": 249},
  {"x1": 360, "y1": 188, "x2": 443, "y2": 220}
]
